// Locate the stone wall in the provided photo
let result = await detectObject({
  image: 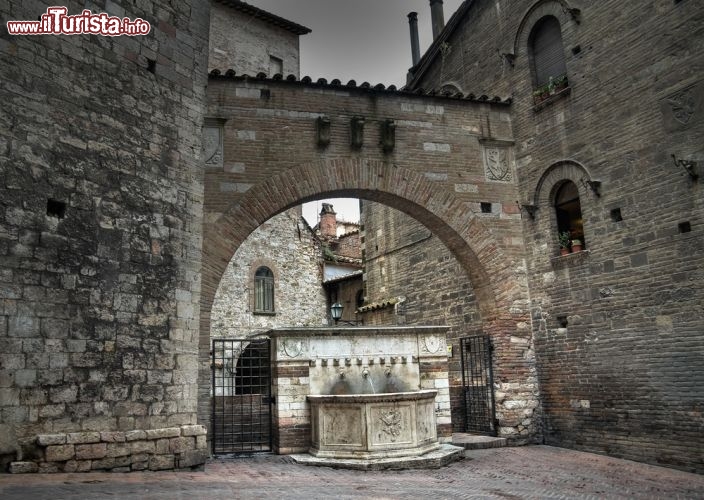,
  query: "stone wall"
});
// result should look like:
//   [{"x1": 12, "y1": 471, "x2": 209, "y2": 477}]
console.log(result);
[
  {"x1": 10, "y1": 424, "x2": 207, "y2": 474},
  {"x1": 0, "y1": 1, "x2": 209, "y2": 472},
  {"x1": 409, "y1": 0, "x2": 704, "y2": 472},
  {"x1": 208, "y1": 1, "x2": 302, "y2": 76},
  {"x1": 211, "y1": 208, "x2": 327, "y2": 338}
]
